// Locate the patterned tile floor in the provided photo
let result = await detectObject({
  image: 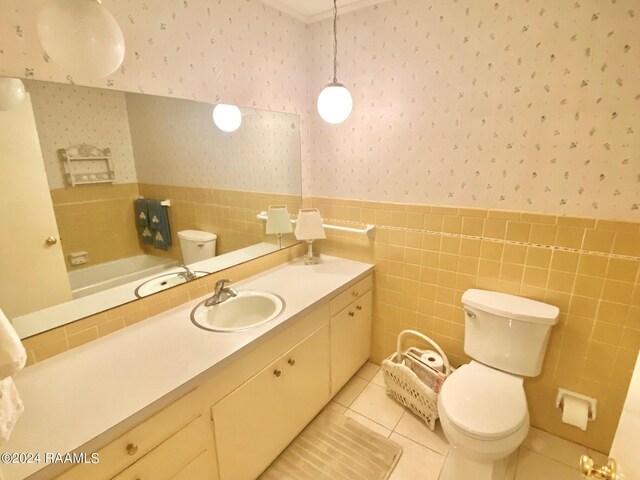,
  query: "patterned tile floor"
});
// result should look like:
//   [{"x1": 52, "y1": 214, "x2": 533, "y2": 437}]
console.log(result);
[{"x1": 320, "y1": 362, "x2": 604, "y2": 480}]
